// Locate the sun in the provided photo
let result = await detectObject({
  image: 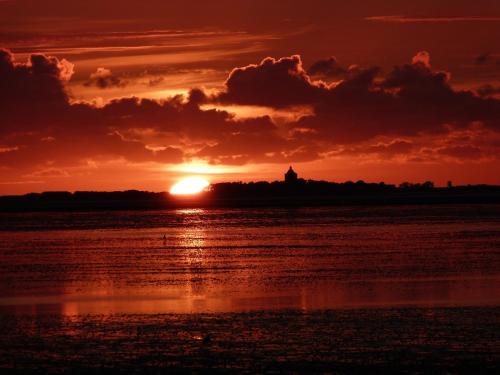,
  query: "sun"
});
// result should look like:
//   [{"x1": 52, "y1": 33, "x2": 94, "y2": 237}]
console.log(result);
[{"x1": 170, "y1": 177, "x2": 210, "y2": 195}]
